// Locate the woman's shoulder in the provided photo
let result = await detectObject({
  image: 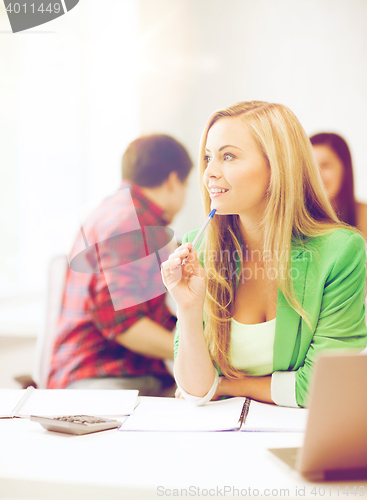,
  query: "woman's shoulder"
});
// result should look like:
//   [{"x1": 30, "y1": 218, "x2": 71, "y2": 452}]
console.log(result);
[{"x1": 302, "y1": 227, "x2": 366, "y2": 258}]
